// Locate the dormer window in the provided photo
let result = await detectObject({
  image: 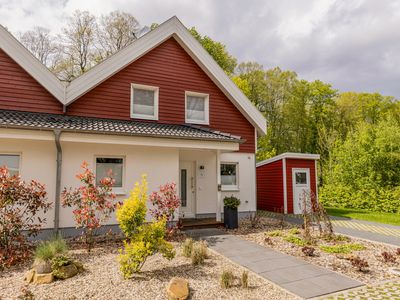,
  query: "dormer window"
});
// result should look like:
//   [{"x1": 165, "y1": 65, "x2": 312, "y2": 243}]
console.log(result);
[
  {"x1": 185, "y1": 91, "x2": 209, "y2": 125},
  {"x1": 131, "y1": 83, "x2": 159, "y2": 120}
]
